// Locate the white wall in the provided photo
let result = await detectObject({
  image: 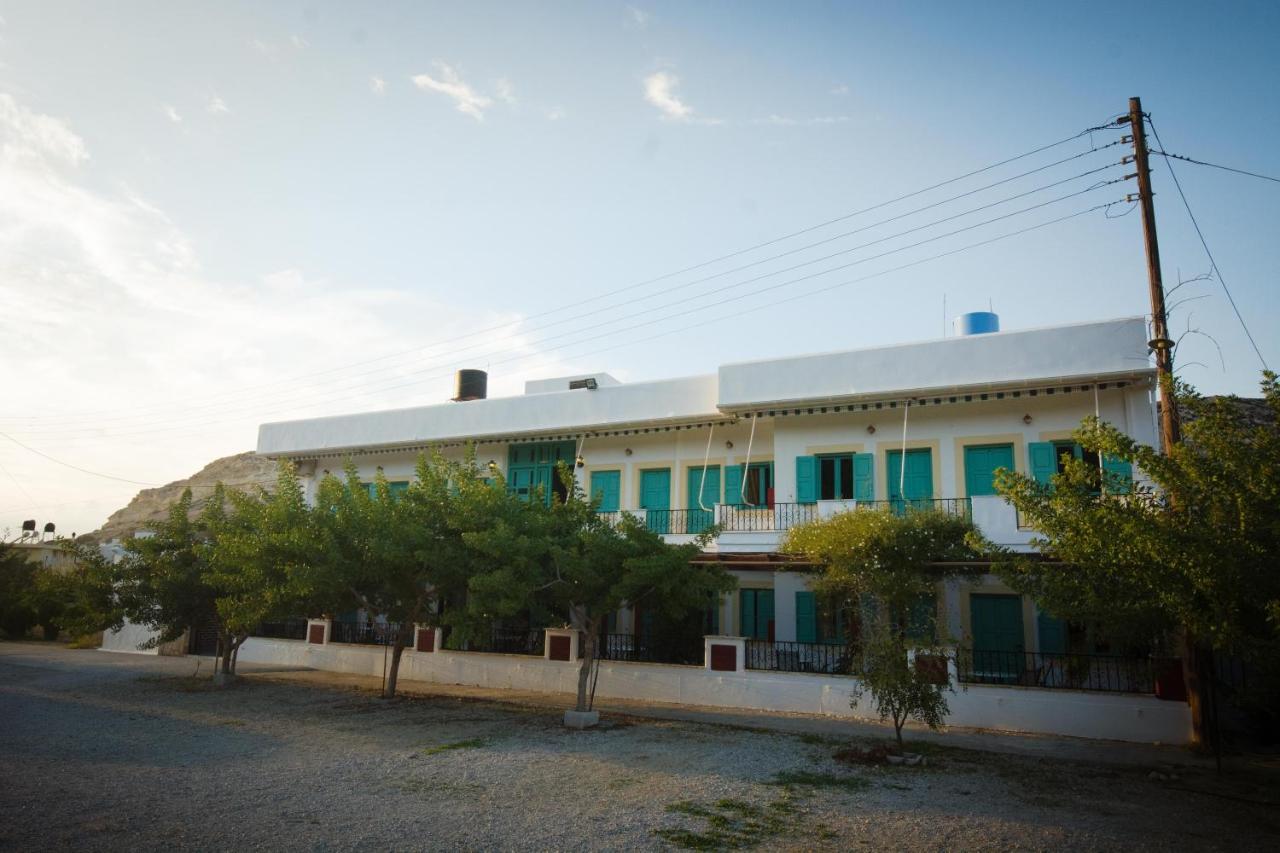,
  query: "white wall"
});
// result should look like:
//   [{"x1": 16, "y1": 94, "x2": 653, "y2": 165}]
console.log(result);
[{"x1": 237, "y1": 638, "x2": 1192, "y2": 745}]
